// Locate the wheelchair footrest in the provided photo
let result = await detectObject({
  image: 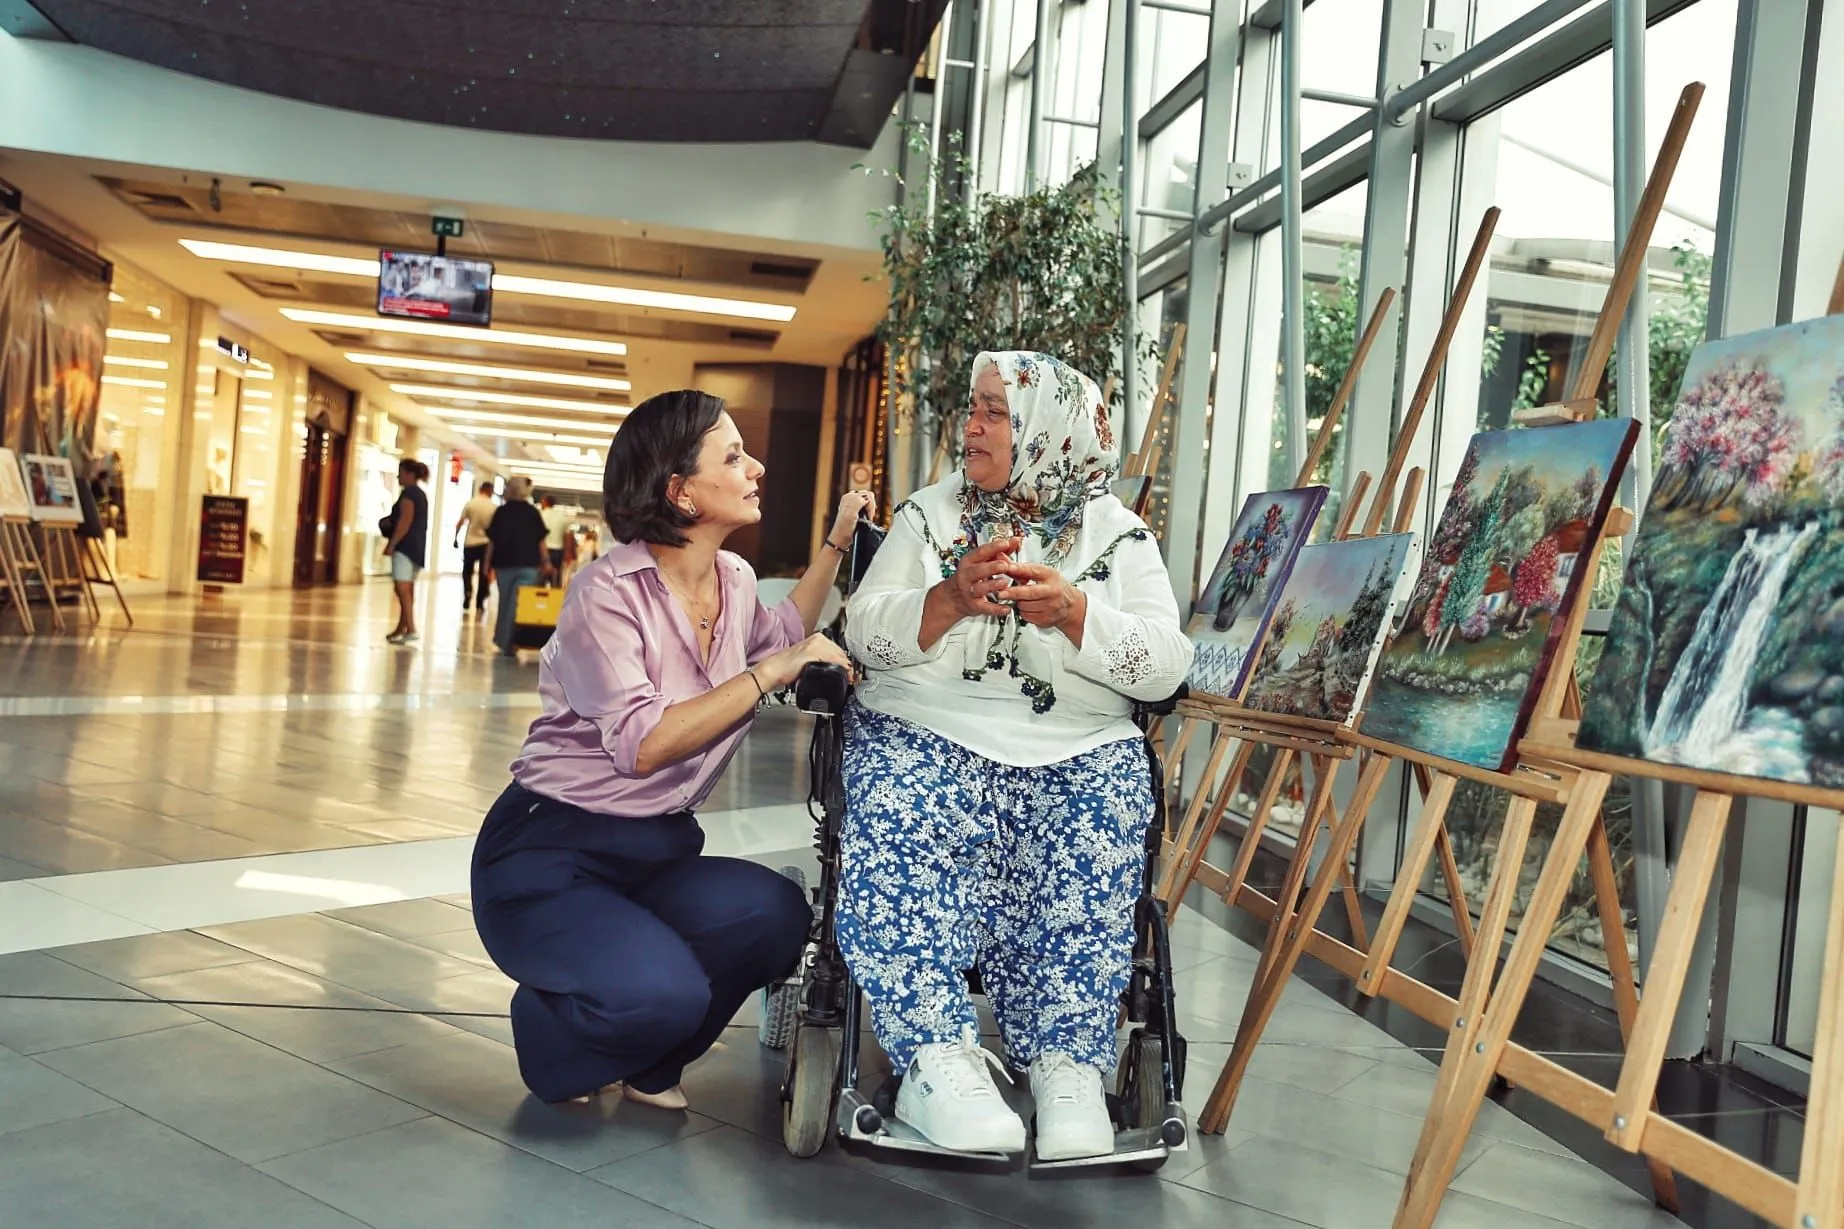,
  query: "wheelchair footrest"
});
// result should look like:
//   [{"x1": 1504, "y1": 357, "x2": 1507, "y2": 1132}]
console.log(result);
[{"x1": 837, "y1": 1088, "x2": 1019, "y2": 1161}]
